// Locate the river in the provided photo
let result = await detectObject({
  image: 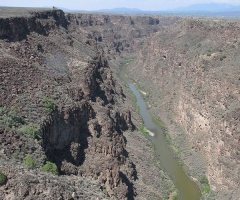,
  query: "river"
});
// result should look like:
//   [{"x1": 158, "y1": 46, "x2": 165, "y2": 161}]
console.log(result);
[
  {"x1": 128, "y1": 82, "x2": 202, "y2": 200},
  {"x1": 117, "y1": 59, "x2": 202, "y2": 199}
]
